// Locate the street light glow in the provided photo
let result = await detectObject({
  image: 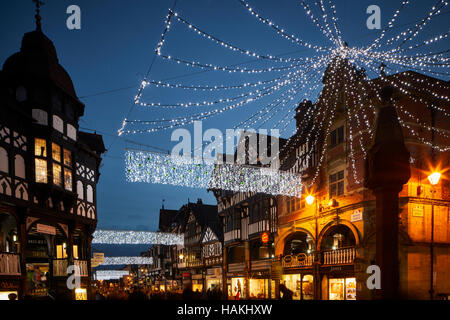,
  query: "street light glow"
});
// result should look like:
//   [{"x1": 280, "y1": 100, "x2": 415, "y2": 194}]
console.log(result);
[
  {"x1": 306, "y1": 195, "x2": 315, "y2": 205},
  {"x1": 428, "y1": 172, "x2": 441, "y2": 186}
]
